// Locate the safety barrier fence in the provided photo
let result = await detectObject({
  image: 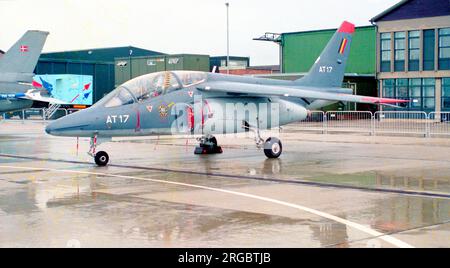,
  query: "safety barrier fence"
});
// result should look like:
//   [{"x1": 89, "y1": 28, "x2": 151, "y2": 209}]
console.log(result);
[
  {"x1": 0, "y1": 108, "x2": 81, "y2": 121},
  {"x1": 1, "y1": 109, "x2": 450, "y2": 138},
  {"x1": 293, "y1": 111, "x2": 450, "y2": 138}
]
